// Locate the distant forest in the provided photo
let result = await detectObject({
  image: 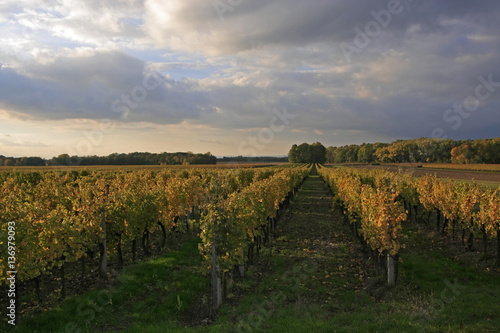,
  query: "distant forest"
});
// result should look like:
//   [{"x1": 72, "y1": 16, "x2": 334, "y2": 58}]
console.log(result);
[
  {"x1": 0, "y1": 151, "x2": 217, "y2": 167},
  {"x1": 0, "y1": 151, "x2": 289, "y2": 167},
  {"x1": 325, "y1": 138, "x2": 500, "y2": 164},
  {"x1": 2, "y1": 137, "x2": 499, "y2": 167}
]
